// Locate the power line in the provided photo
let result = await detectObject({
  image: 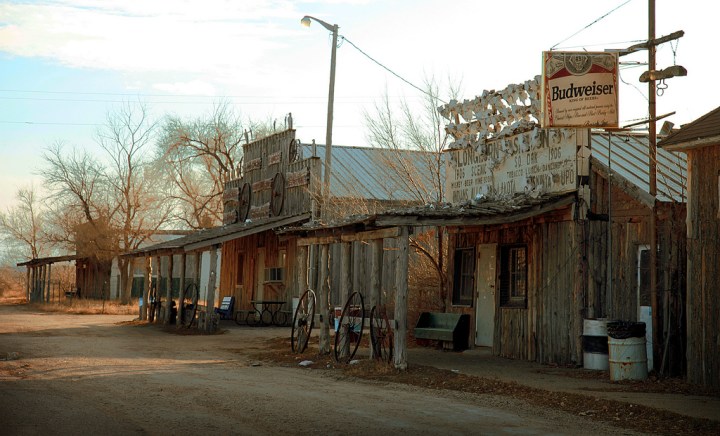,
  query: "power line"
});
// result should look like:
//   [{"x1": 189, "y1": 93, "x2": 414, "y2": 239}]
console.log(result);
[
  {"x1": 339, "y1": 36, "x2": 447, "y2": 105},
  {"x1": 550, "y1": 0, "x2": 633, "y2": 50}
]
